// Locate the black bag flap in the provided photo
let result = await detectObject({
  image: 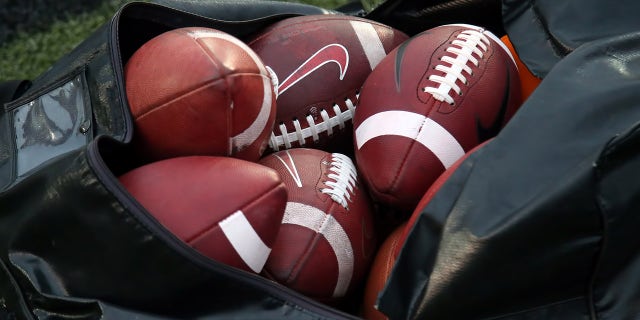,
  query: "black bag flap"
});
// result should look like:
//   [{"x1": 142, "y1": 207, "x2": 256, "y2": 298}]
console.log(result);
[
  {"x1": 378, "y1": 30, "x2": 640, "y2": 319},
  {"x1": 503, "y1": 0, "x2": 640, "y2": 78},
  {"x1": 151, "y1": 0, "x2": 338, "y2": 21}
]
